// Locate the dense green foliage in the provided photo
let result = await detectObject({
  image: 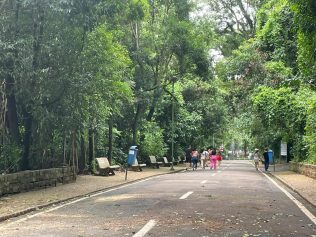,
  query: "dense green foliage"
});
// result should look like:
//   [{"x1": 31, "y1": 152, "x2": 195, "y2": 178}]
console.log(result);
[
  {"x1": 217, "y1": 0, "x2": 316, "y2": 163},
  {"x1": 0, "y1": 0, "x2": 219, "y2": 173},
  {"x1": 1, "y1": 0, "x2": 316, "y2": 173}
]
